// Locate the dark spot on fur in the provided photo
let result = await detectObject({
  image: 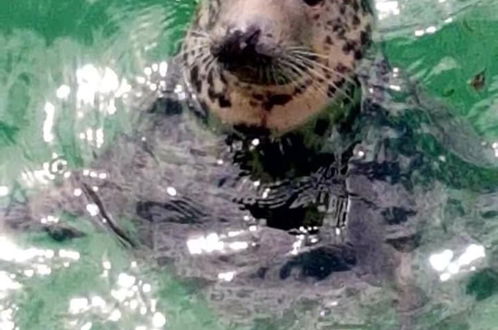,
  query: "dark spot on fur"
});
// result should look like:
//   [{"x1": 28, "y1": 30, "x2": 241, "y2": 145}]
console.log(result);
[
  {"x1": 294, "y1": 82, "x2": 310, "y2": 95},
  {"x1": 220, "y1": 72, "x2": 228, "y2": 84},
  {"x1": 332, "y1": 22, "x2": 342, "y2": 32},
  {"x1": 360, "y1": 31, "x2": 370, "y2": 46},
  {"x1": 352, "y1": 15, "x2": 361, "y2": 26},
  {"x1": 218, "y1": 95, "x2": 232, "y2": 108},
  {"x1": 199, "y1": 100, "x2": 210, "y2": 113},
  {"x1": 327, "y1": 85, "x2": 336, "y2": 97},
  {"x1": 190, "y1": 65, "x2": 202, "y2": 93},
  {"x1": 352, "y1": 0, "x2": 360, "y2": 12},
  {"x1": 342, "y1": 41, "x2": 357, "y2": 54},
  {"x1": 263, "y1": 94, "x2": 292, "y2": 111},
  {"x1": 207, "y1": 70, "x2": 214, "y2": 86},
  {"x1": 252, "y1": 94, "x2": 264, "y2": 101},
  {"x1": 335, "y1": 64, "x2": 348, "y2": 74},
  {"x1": 208, "y1": 87, "x2": 217, "y2": 102}
]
